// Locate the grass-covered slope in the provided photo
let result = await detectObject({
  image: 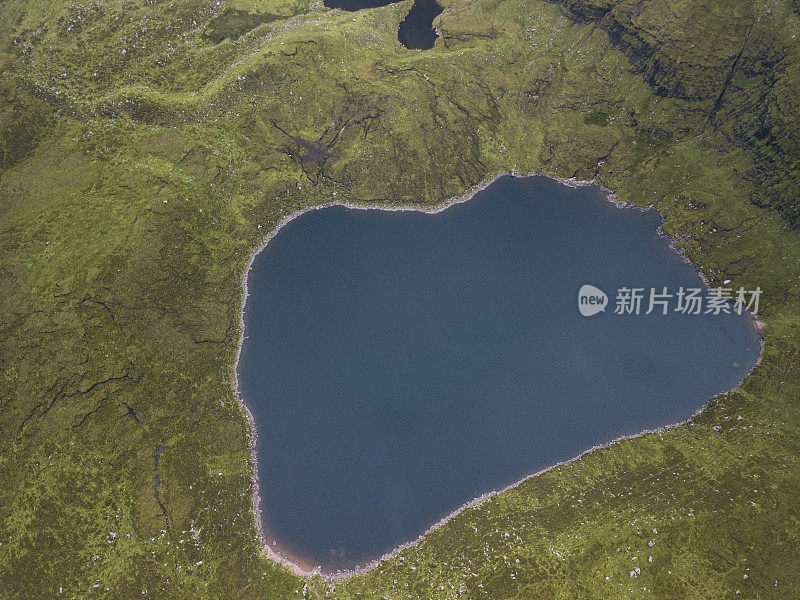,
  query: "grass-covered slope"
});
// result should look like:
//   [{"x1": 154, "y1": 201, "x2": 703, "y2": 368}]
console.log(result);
[
  {"x1": 548, "y1": 0, "x2": 800, "y2": 224},
  {"x1": 0, "y1": 0, "x2": 799, "y2": 598}
]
